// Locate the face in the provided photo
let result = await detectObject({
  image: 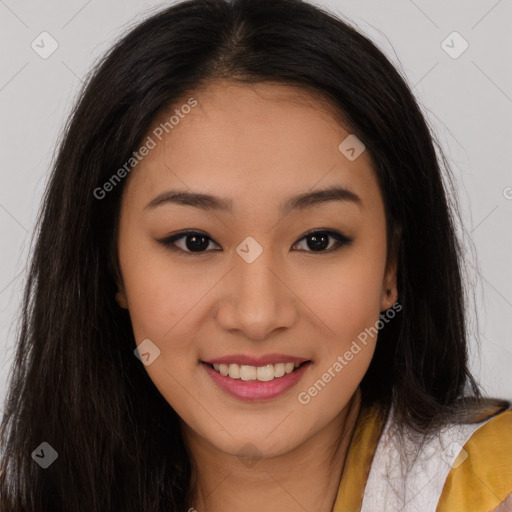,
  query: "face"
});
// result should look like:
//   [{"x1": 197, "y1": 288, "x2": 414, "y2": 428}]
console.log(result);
[{"x1": 116, "y1": 80, "x2": 397, "y2": 459}]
